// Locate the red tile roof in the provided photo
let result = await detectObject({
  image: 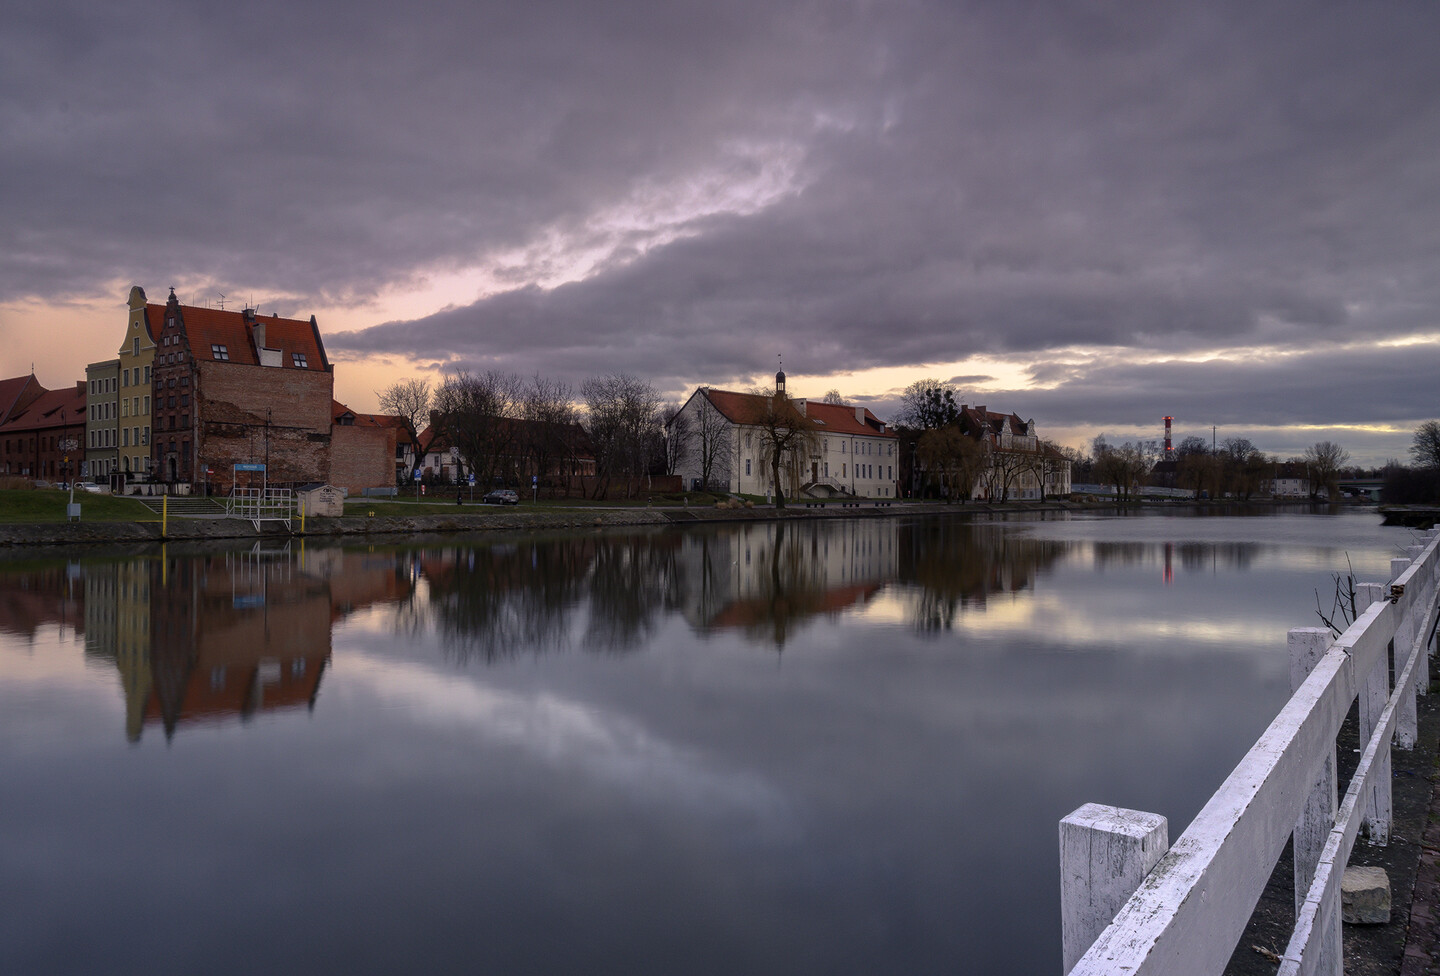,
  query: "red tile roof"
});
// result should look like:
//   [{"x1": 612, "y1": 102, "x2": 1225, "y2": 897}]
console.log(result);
[
  {"x1": 150, "y1": 302, "x2": 328, "y2": 371},
  {"x1": 0, "y1": 383, "x2": 86, "y2": 434},
  {"x1": 700, "y1": 388, "x2": 896, "y2": 438},
  {"x1": 0, "y1": 374, "x2": 45, "y2": 425}
]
